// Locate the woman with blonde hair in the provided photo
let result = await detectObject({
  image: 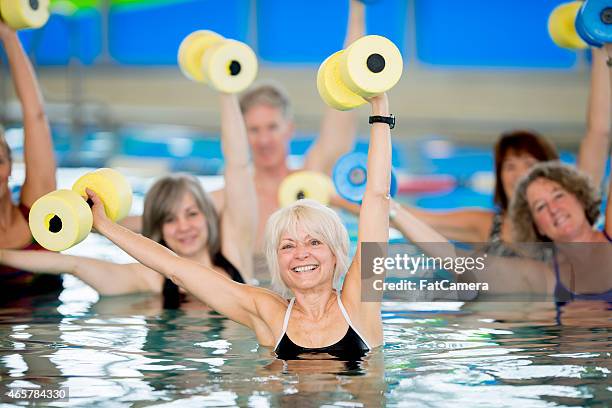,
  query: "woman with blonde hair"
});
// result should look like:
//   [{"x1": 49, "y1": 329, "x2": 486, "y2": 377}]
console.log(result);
[
  {"x1": 0, "y1": 93, "x2": 257, "y2": 308},
  {"x1": 69, "y1": 94, "x2": 392, "y2": 359}
]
